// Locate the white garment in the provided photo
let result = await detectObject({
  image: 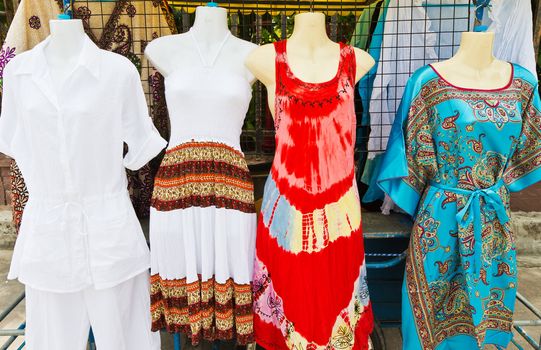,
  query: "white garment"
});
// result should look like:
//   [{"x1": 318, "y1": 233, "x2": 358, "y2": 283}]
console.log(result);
[
  {"x1": 164, "y1": 29, "x2": 254, "y2": 151},
  {"x1": 368, "y1": 0, "x2": 471, "y2": 154},
  {"x1": 368, "y1": 0, "x2": 537, "y2": 155},
  {"x1": 486, "y1": 0, "x2": 537, "y2": 77},
  {"x1": 150, "y1": 29, "x2": 256, "y2": 284},
  {"x1": 25, "y1": 271, "x2": 160, "y2": 350},
  {"x1": 151, "y1": 207, "x2": 256, "y2": 284},
  {"x1": 1, "y1": 34, "x2": 167, "y2": 292}
]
